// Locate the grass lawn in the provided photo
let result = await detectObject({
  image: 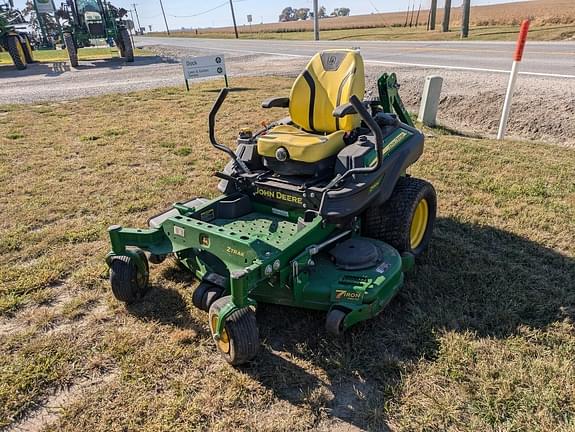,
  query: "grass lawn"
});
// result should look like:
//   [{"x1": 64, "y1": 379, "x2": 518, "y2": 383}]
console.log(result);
[
  {"x1": 0, "y1": 47, "x2": 147, "y2": 67},
  {"x1": 152, "y1": 24, "x2": 575, "y2": 42},
  {"x1": 0, "y1": 76, "x2": 574, "y2": 431}
]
